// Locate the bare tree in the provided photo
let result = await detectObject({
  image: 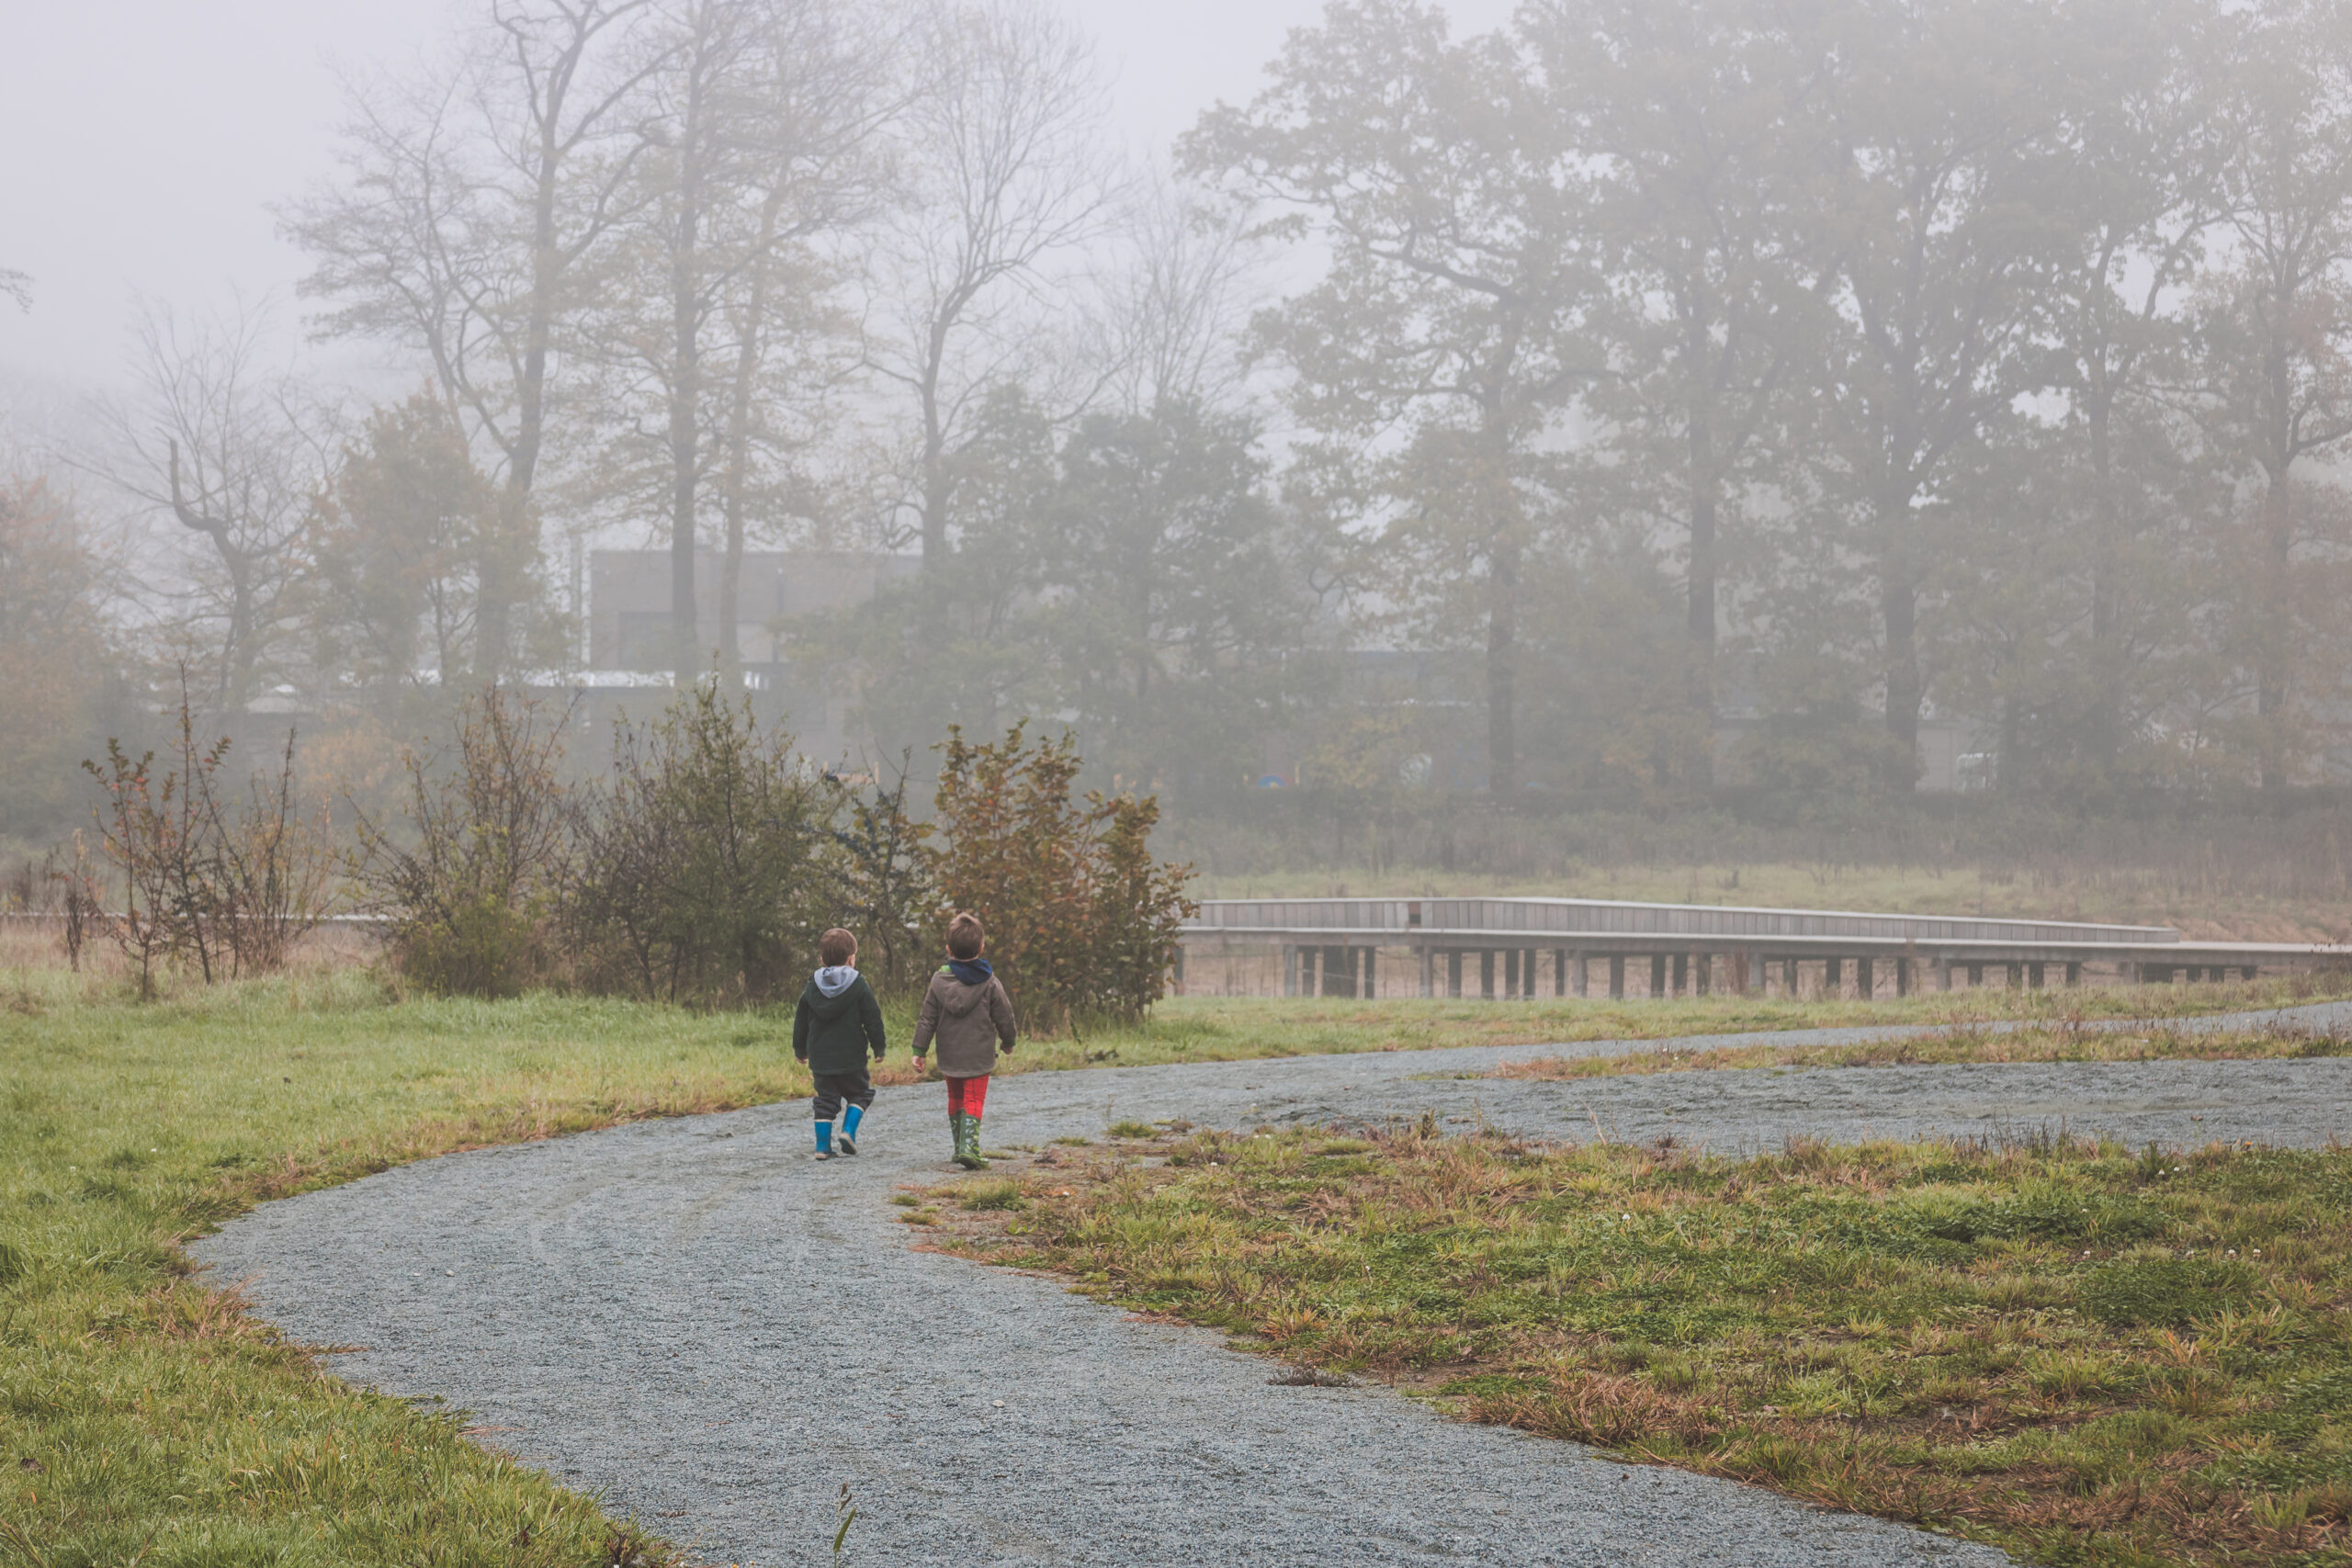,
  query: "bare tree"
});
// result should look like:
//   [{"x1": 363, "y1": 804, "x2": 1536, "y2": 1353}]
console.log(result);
[
  {"x1": 707, "y1": 0, "x2": 905, "y2": 679},
  {"x1": 105, "y1": 302, "x2": 323, "y2": 716},
  {"x1": 642, "y1": 0, "x2": 764, "y2": 686},
  {"x1": 869, "y1": 0, "x2": 1119, "y2": 562},
  {"x1": 1087, "y1": 172, "x2": 1256, "y2": 417},
  {"x1": 289, "y1": 0, "x2": 670, "y2": 682},
  {"x1": 579, "y1": 0, "x2": 901, "y2": 688}
]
